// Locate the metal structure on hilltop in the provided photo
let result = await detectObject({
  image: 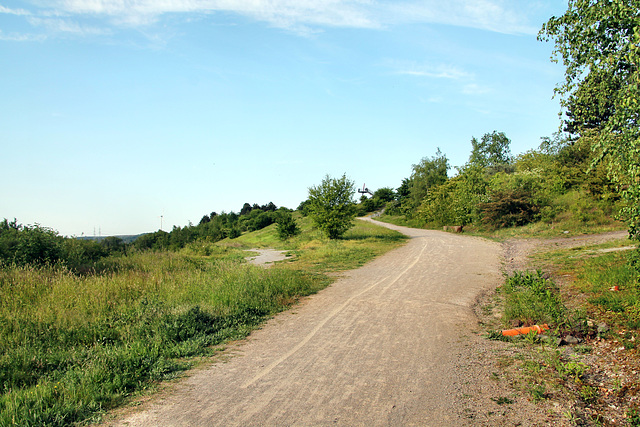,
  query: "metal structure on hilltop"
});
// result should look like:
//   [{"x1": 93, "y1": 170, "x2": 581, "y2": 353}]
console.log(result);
[{"x1": 358, "y1": 183, "x2": 373, "y2": 196}]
